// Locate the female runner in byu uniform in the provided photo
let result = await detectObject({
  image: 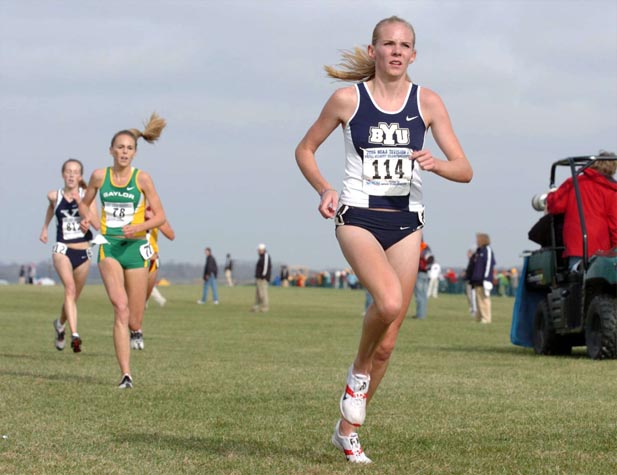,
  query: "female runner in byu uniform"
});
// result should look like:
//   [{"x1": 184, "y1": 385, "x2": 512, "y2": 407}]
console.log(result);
[
  {"x1": 40, "y1": 159, "x2": 99, "y2": 353},
  {"x1": 75, "y1": 114, "x2": 168, "y2": 388},
  {"x1": 296, "y1": 16, "x2": 472, "y2": 463}
]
